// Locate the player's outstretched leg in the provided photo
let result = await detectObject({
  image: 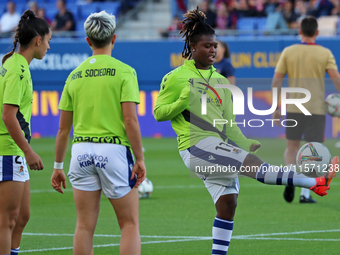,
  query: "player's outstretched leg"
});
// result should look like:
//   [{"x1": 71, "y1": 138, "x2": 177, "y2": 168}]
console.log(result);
[
  {"x1": 241, "y1": 154, "x2": 338, "y2": 197},
  {"x1": 309, "y1": 156, "x2": 338, "y2": 196}
]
